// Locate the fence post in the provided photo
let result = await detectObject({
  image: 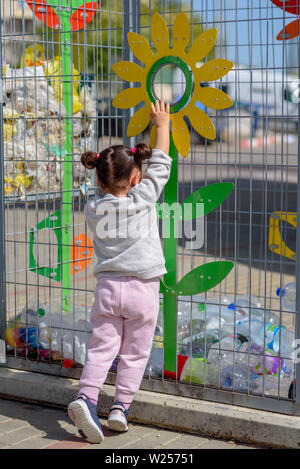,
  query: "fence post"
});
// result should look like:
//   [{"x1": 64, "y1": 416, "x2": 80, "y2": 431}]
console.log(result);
[
  {"x1": 296, "y1": 41, "x2": 300, "y2": 405},
  {"x1": 0, "y1": 8, "x2": 6, "y2": 364},
  {"x1": 122, "y1": 0, "x2": 140, "y2": 148}
]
